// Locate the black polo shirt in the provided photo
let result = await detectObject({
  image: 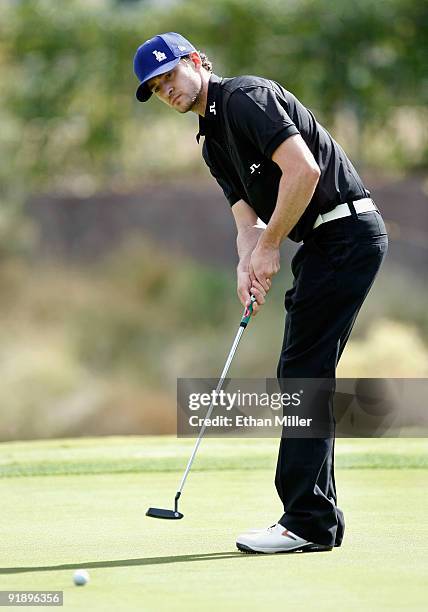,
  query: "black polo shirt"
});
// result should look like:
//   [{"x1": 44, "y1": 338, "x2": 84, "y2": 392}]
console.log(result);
[{"x1": 197, "y1": 73, "x2": 370, "y2": 242}]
